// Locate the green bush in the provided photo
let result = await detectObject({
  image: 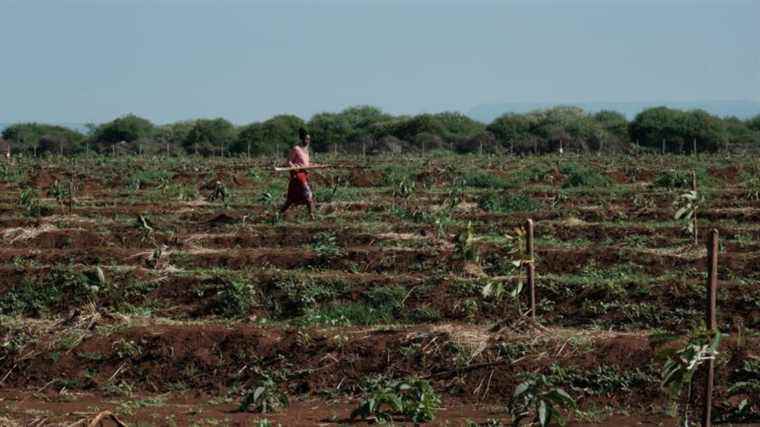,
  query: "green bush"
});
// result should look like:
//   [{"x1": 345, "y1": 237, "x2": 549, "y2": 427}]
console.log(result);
[
  {"x1": 462, "y1": 171, "x2": 509, "y2": 189},
  {"x1": 351, "y1": 377, "x2": 441, "y2": 423},
  {"x1": 0, "y1": 268, "x2": 99, "y2": 316},
  {"x1": 214, "y1": 280, "x2": 254, "y2": 318},
  {"x1": 479, "y1": 192, "x2": 537, "y2": 213},
  {"x1": 560, "y1": 163, "x2": 611, "y2": 188}
]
